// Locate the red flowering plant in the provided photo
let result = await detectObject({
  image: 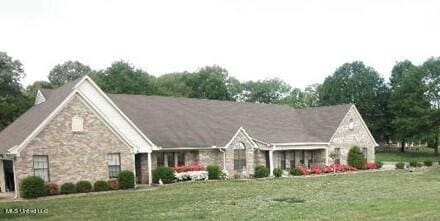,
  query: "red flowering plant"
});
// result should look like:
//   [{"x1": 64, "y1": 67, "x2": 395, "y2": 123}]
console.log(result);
[
  {"x1": 173, "y1": 165, "x2": 205, "y2": 173},
  {"x1": 310, "y1": 165, "x2": 323, "y2": 175},
  {"x1": 325, "y1": 164, "x2": 358, "y2": 173},
  {"x1": 299, "y1": 167, "x2": 309, "y2": 175},
  {"x1": 366, "y1": 162, "x2": 378, "y2": 170}
]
